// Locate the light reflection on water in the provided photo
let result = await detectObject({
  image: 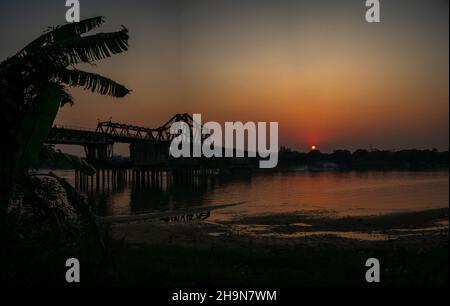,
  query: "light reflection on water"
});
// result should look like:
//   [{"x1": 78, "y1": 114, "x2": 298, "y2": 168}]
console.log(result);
[
  {"x1": 222, "y1": 221, "x2": 450, "y2": 241},
  {"x1": 53, "y1": 170, "x2": 449, "y2": 220}
]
